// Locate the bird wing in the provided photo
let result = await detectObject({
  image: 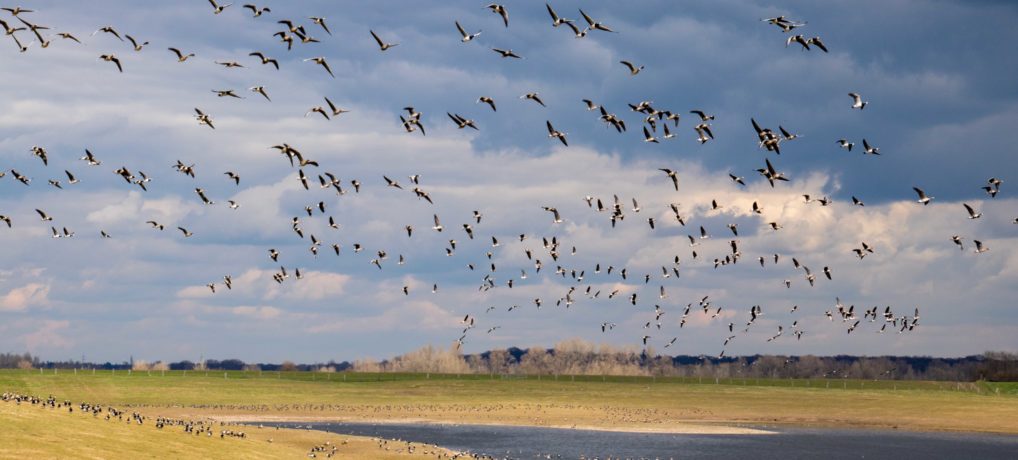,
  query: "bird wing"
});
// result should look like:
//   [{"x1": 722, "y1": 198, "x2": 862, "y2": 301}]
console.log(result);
[
  {"x1": 546, "y1": 3, "x2": 559, "y2": 21},
  {"x1": 370, "y1": 30, "x2": 384, "y2": 47}
]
